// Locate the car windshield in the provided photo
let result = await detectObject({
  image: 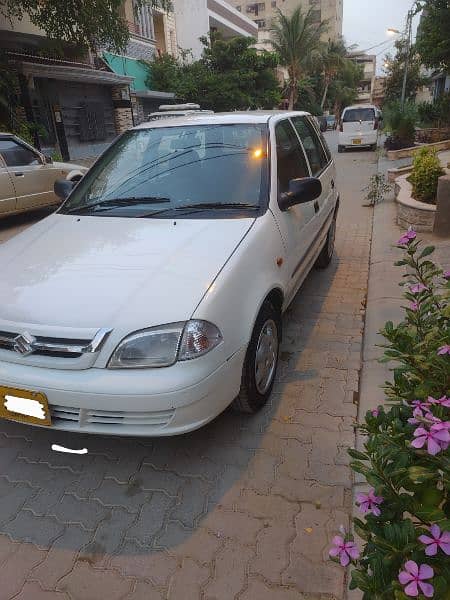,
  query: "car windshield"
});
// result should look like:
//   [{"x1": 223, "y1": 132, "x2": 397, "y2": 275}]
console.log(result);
[
  {"x1": 326, "y1": 116, "x2": 335, "y2": 122},
  {"x1": 343, "y1": 108, "x2": 375, "y2": 122},
  {"x1": 60, "y1": 124, "x2": 268, "y2": 218}
]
